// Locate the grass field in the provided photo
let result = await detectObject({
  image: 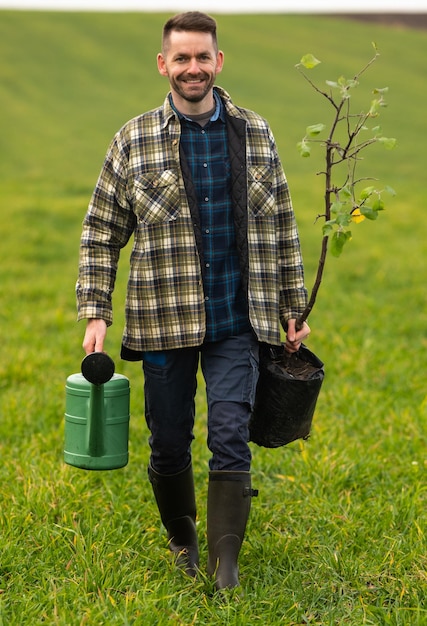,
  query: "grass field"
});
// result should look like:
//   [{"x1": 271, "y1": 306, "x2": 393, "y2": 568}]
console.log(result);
[{"x1": 0, "y1": 10, "x2": 426, "y2": 625}]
